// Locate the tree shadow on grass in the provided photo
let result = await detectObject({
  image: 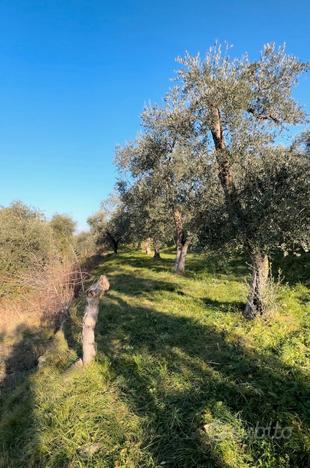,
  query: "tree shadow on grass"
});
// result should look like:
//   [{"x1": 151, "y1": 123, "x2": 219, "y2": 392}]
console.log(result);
[
  {"x1": 202, "y1": 297, "x2": 245, "y2": 314},
  {"x1": 102, "y1": 253, "x2": 175, "y2": 274},
  {"x1": 99, "y1": 251, "x2": 251, "y2": 285},
  {"x1": 112, "y1": 250, "x2": 310, "y2": 289},
  {"x1": 62, "y1": 274, "x2": 183, "y2": 356},
  {"x1": 95, "y1": 286, "x2": 310, "y2": 467},
  {"x1": 103, "y1": 250, "x2": 310, "y2": 289},
  {"x1": 184, "y1": 252, "x2": 249, "y2": 281},
  {"x1": 0, "y1": 325, "x2": 50, "y2": 466},
  {"x1": 0, "y1": 325, "x2": 50, "y2": 390},
  {"x1": 108, "y1": 273, "x2": 181, "y2": 296}
]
